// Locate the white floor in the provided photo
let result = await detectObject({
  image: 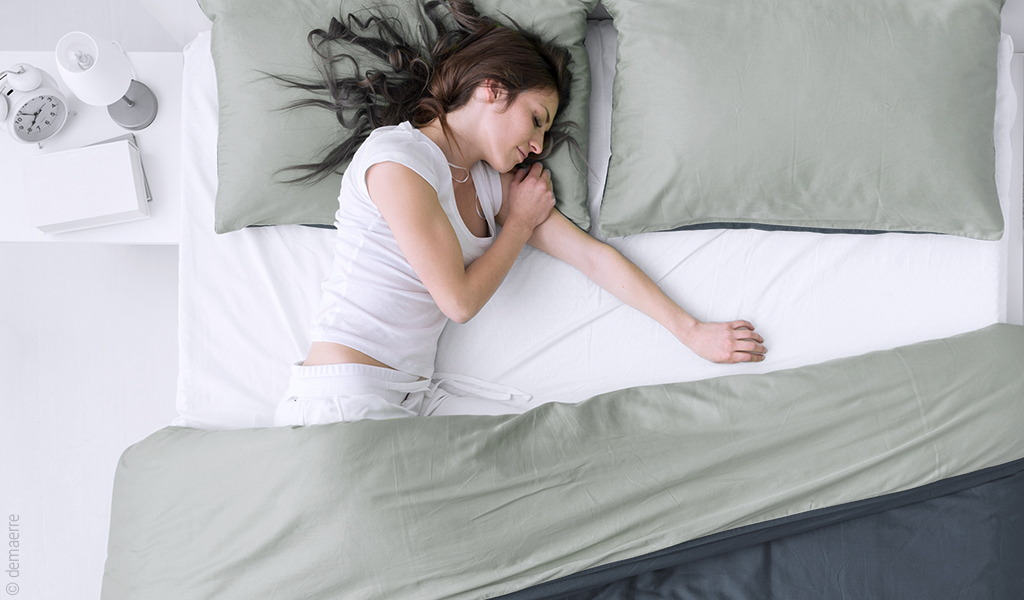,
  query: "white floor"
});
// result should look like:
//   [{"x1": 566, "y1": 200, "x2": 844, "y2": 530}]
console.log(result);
[{"x1": 0, "y1": 242, "x2": 179, "y2": 600}]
